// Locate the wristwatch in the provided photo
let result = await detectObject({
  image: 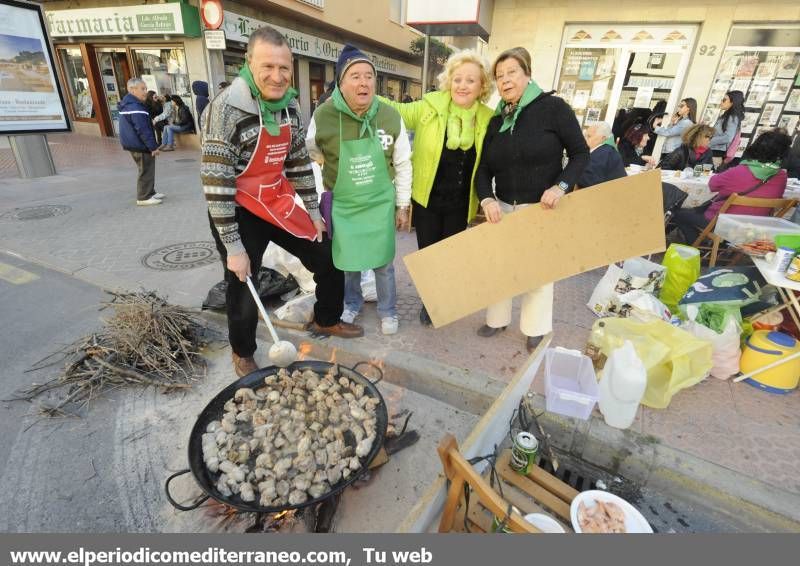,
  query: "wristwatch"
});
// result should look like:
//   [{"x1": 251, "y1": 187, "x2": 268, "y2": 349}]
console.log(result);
[{"x1": 557, "y1": 181, "x2": 570, "y2": 193}]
